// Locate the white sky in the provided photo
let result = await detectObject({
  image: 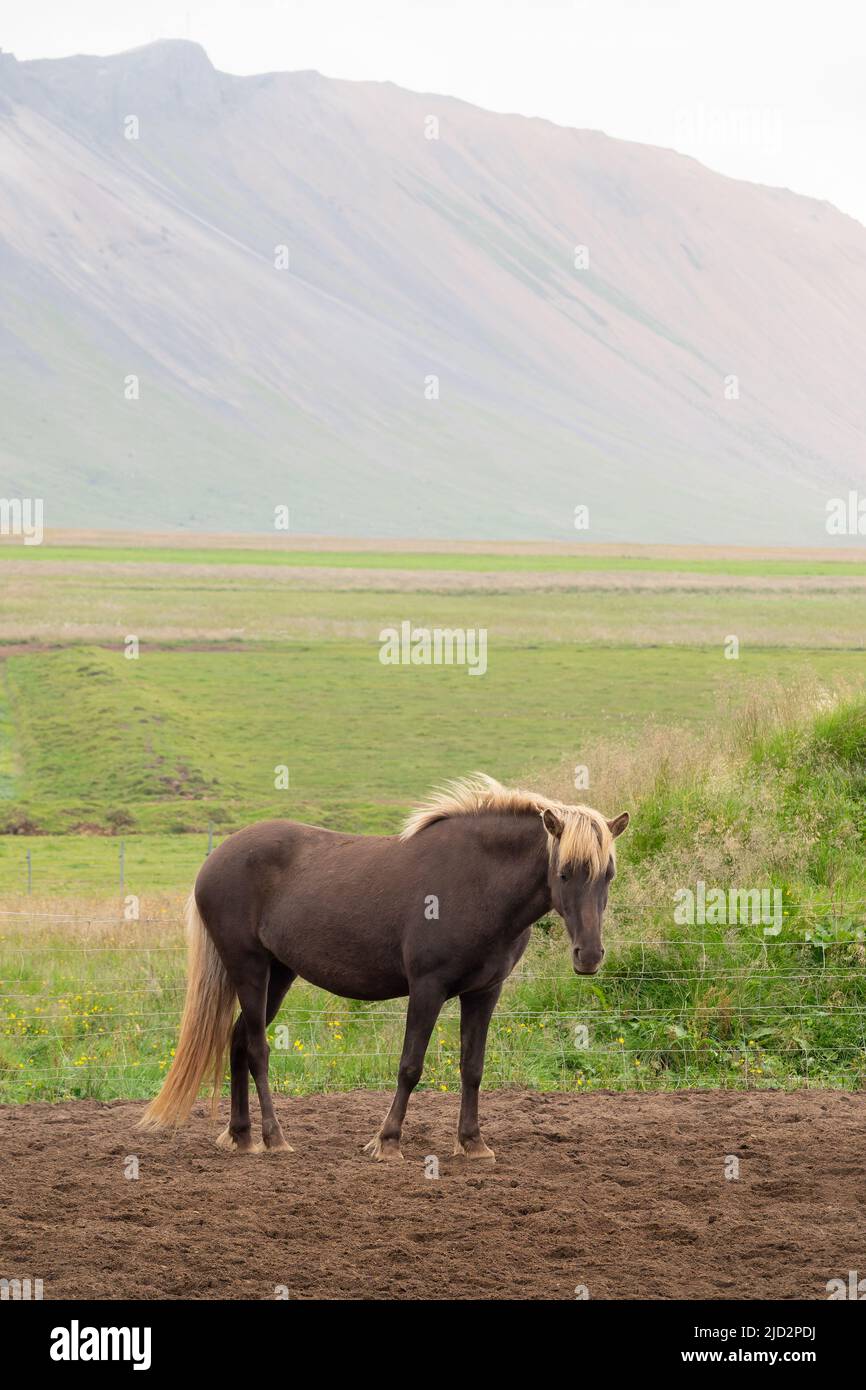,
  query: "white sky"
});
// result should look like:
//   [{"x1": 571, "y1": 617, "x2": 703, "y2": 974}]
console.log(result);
[{"x1": 4, "y1": 0, "x2": 866, "y2": 225}]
